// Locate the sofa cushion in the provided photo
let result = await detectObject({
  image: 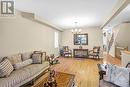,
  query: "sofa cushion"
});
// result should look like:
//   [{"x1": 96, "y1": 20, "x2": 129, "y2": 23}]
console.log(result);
[
  {"x1": 13, "y1": 59, "x2": 32, "y2": 70},
  {"x1": 32, "y1": 53, "x2": 42, "y2": 64},
  {"x1": 23, "y1": 61, "x2": 49, "y2": 76},
  {"x1": 0, "y1": 67, "x2": 31, "y2": 87},
  {"x1": 0, "y1": 59, "x2": 14, "y2": 77},
  {"x1": 7, "y1": 54, "x2": 22, "y2": 65},
  {"x1": 0, "y1": 61, "x2": 49, "y2": 87},
  {"x1": 21, "y1": 52, "x2": 32, "y2": 61}
]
